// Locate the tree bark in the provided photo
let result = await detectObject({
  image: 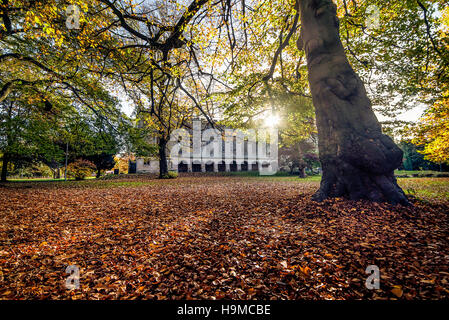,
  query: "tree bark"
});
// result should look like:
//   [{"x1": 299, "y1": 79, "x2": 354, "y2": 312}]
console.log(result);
[
  {"x1": 159, "y1": 137, "x2": 168, "y2": 178},
  {"x1": 1, "y1": 152, "x2": 9, "y2": 182},
  {"x1": 298, "y1": 0, "x2": 409, "y2": 205},
  {"x1": 298, "y1": 166, "x2": 306, "y2": 178}
]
